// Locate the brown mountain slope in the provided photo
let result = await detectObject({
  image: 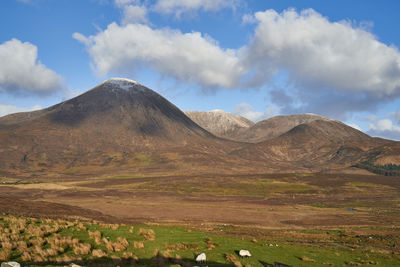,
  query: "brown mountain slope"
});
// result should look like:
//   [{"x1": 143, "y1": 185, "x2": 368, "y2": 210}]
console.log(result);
[
  {"x1": 1, "y1": 78, "x2": 399, "y2": 176},
  {"x1": 231, "y1": 119, "x2": 394, "y2": 171},
  {"x1": 184, "y1": 110, "x2": 254, "y2": 138},
  {"x1": 0, "y1": 78, "x2": 246, "y2": 176},
  {"x1": 228, "y1": 113, "x2": 332, "y2": 143}
]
